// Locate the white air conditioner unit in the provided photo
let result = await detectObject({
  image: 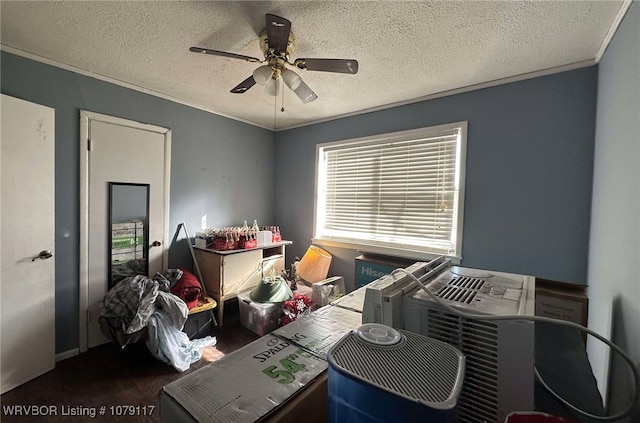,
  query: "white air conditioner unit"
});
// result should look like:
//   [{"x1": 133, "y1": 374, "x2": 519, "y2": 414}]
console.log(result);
[{"x1": 363, "y1": 259, "x2": 536, "y2": 423}]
